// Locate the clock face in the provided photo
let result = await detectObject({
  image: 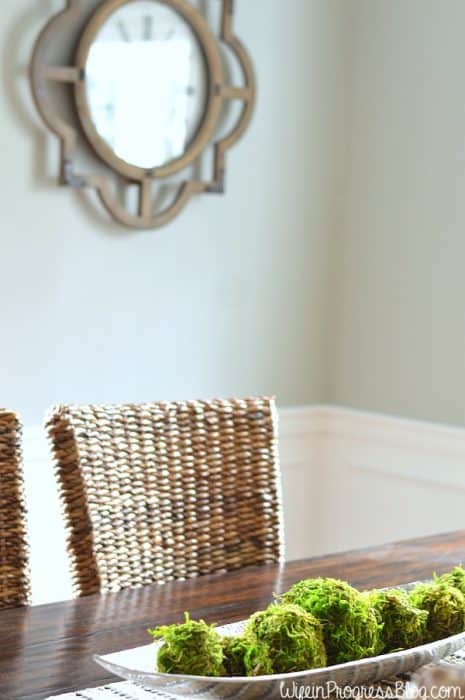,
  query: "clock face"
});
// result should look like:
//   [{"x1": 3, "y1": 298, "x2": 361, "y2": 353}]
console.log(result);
[{"x1": 85, "y1": 0, "x2": 208, "y2": 169}]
